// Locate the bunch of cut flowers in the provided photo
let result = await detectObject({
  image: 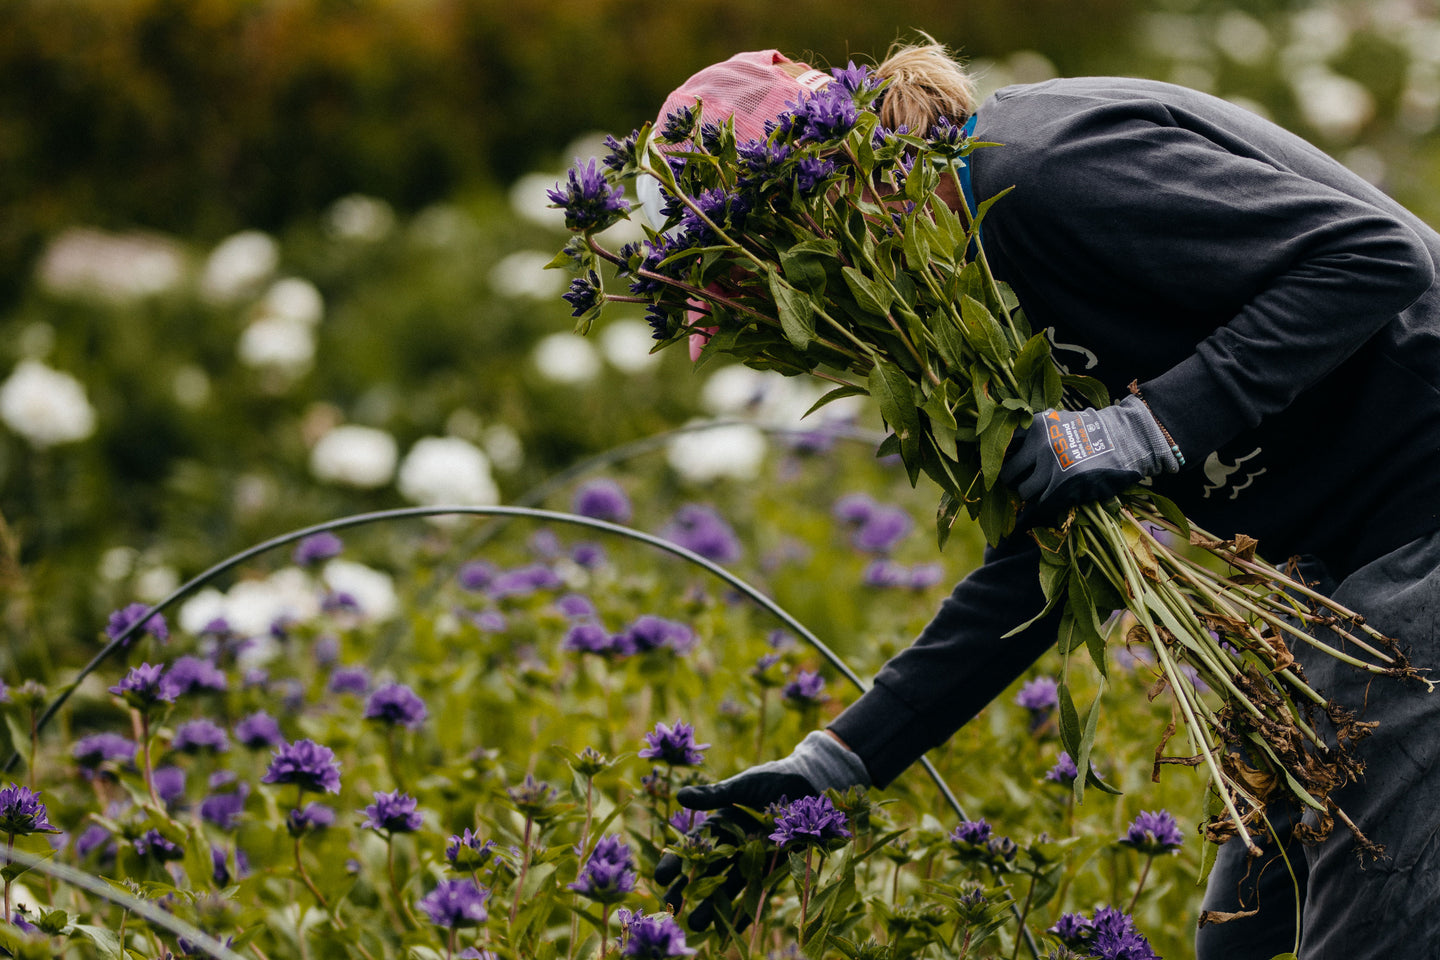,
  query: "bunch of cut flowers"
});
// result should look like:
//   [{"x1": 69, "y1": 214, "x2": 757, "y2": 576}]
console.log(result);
[{"x1": 547, "y1": 61, "x2": 1429, "y2": 865}]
